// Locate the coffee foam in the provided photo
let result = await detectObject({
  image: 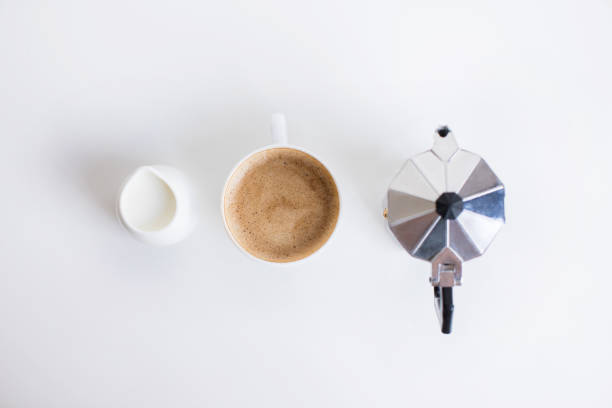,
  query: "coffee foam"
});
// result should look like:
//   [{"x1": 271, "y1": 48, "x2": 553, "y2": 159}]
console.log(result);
[{"x1": 224, "y1": 148, "x2": 339, "y2": 263}]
